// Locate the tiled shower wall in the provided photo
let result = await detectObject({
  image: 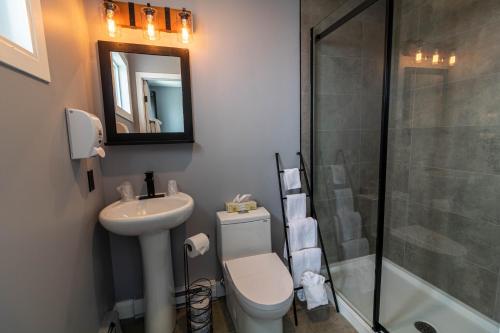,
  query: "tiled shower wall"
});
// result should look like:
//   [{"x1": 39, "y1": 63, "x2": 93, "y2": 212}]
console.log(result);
[{"x1": 384, "y1": 0, "x2": 500, "y2": 322}]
